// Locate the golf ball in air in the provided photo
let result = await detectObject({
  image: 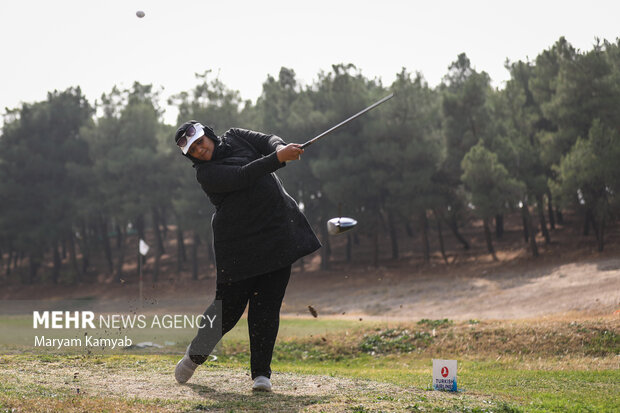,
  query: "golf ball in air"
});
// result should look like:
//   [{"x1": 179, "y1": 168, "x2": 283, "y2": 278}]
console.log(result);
[{"x1": 136, "y1": 10, "x2": 145, "y2": 18}]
